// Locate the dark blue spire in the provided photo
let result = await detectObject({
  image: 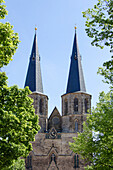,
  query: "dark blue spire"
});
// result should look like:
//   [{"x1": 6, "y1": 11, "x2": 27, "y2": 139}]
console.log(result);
[
  {"x1": 66, "y1": 29, "x2": 86, "y2": 93},
  {"x1": 24, "y1": 30, "x2": 43, "y2": 93}
]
